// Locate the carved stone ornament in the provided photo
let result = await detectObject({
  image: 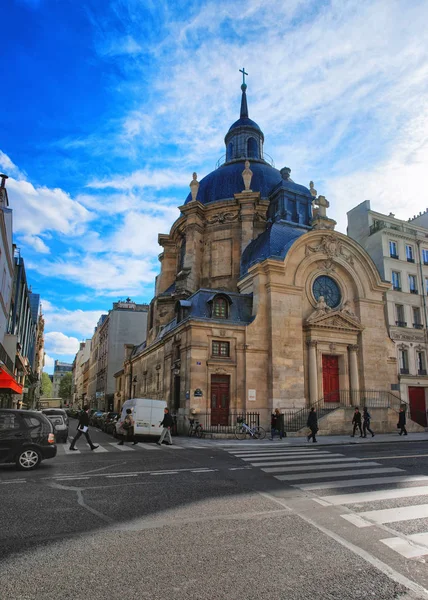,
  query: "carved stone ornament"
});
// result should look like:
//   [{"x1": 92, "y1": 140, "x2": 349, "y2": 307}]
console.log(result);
[
  {"x1": 340, "y1": 300, "x2": 360, "y2": 322},
  {"x1": 207, "y1": 211, "x2": 238, "y2": 224},
  {"x1": 306, "y1": 234, "x2": 354, "y2": 266},
  {"x1": 348, "y1": 345, "x2": 359, "y2": 352},
  {"x1": 189, "y1": 172, "x2": 199, "y2": 202},
  {"x1": 397, "y1": 343, "x2": 408, "y2": 351},
  {"x1": 305, "y1": 309, "x2": 363, "y2": 332},
  {"x1": 329, "y1": 343, "x2": 336, "y2": 353},
  {"x1": 306, "y1": 296, "x2": 331, "y2": 322},
  {"x1": 309, "y1": 181, "x2": 317, "y2": 197},
  {"x1": 254, "y1": 212, "x2": 267, "y2": 222},
  {"x1": 415, "y1": 344, "x2": 425, "y2": 352},
  {"x1": 219, "y1": 329, "x2": 226, "y2": 337},
  {"x1": 242, "y1": 160, "x2": 253, "y2": 192},
  {"x1": 306, "y1": 340, "x2": 317, "y2": 348}
]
